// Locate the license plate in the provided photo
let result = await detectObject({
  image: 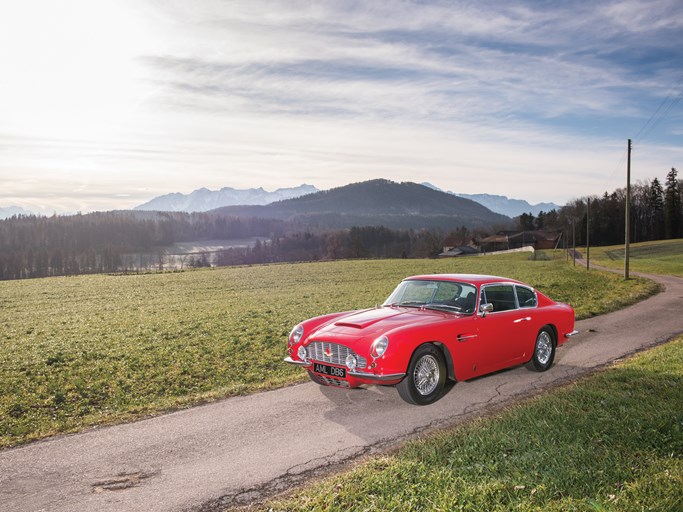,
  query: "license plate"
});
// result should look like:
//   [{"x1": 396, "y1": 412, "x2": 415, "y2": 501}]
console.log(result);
[{"x1": 313, "y1": 363, "x2": 346, "y2": 378}]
